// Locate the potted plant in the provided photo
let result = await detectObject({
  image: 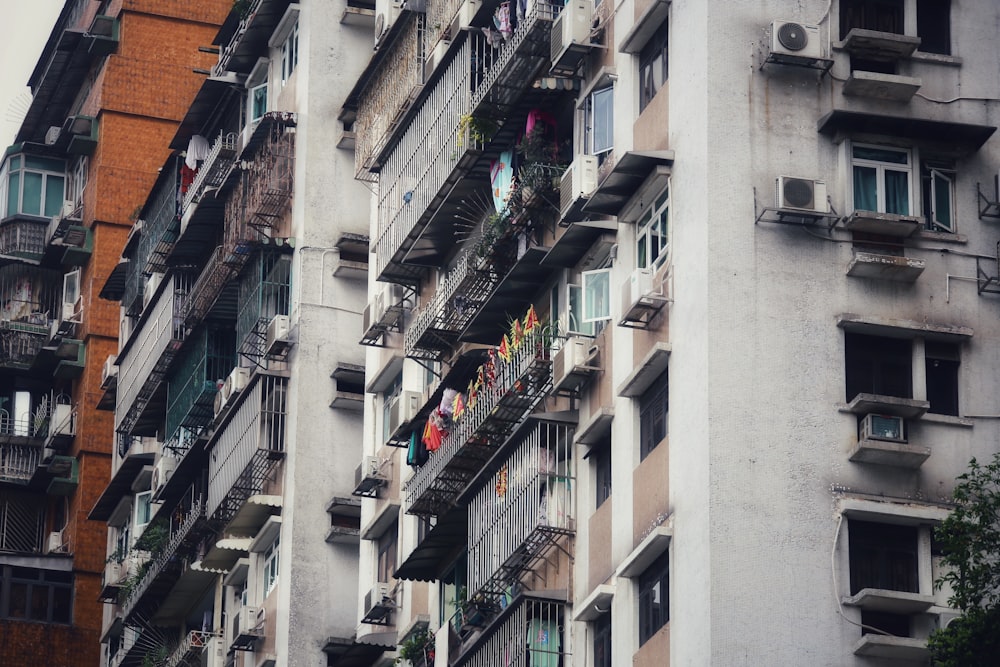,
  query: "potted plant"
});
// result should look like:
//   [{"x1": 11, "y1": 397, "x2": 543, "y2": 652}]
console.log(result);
[{"x1": 396, "y1": 628, "x2": 435, "y2": 666}]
